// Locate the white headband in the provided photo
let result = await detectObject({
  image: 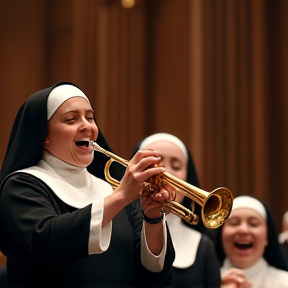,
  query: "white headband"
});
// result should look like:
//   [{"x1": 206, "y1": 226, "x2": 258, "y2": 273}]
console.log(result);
[
  {"x1": 282, "y1": 211, "x2": 288, "y2": 225},
  {"x1": 232, "y1": 196, "x2": 266, "y2": 219},
  {"x1": 139, "y1": 133, "x2": 188, "y2": 162},
  {"x1": 47, "y1": 84, "x2": 89, "y2": 120}
]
